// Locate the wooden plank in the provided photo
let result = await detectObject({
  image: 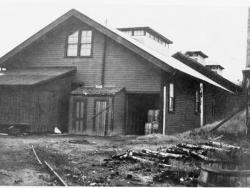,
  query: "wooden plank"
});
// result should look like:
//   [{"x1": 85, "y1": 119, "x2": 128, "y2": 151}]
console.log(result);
[
  {"x1": 31, "y1": 145, "x2": 42, "y2": 165},
  {"x1": 44, "y1": 161, "x2": 68, "y2": 186}
]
